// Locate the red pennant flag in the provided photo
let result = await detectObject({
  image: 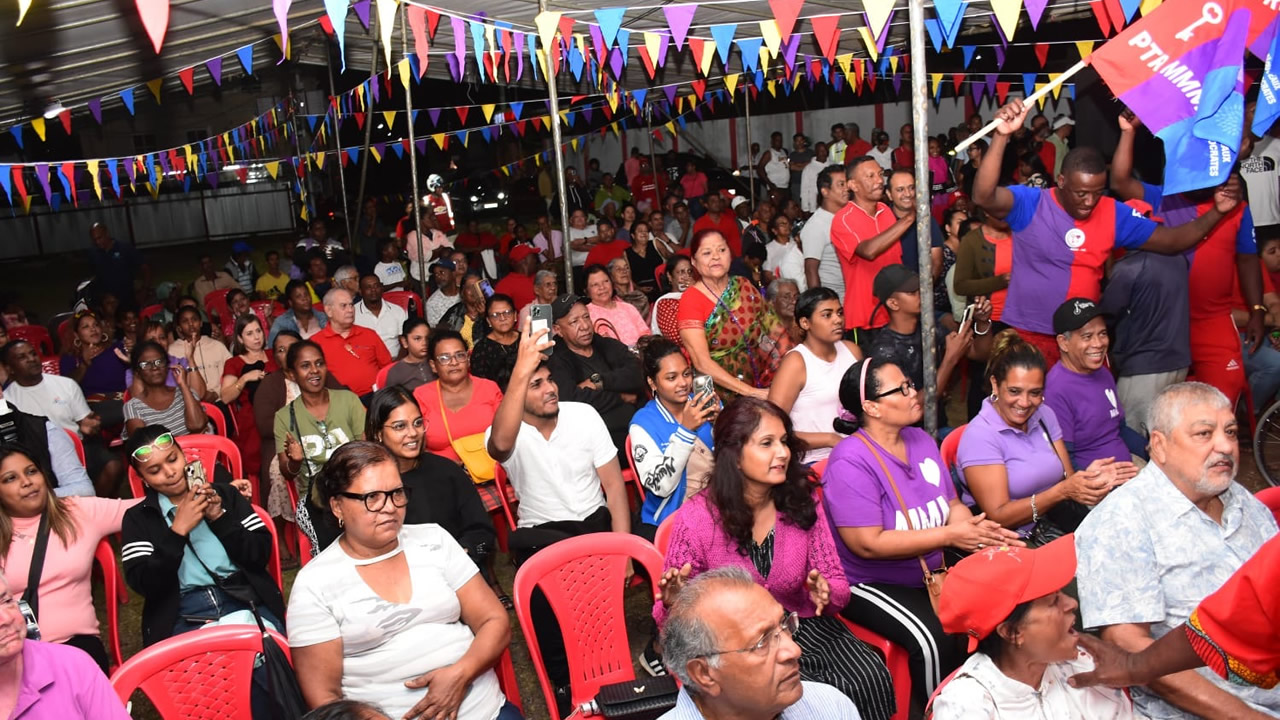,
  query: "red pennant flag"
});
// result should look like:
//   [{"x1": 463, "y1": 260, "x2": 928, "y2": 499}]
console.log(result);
[
  {"x1": 408, "y1": 7, "x2": 430, "y2": 77},
  {"x1": 355, "y1": 112, "x2": 365, "y2": 130},
  {"x1": 1102, "y1": 0, "x2": 1126, "y2": 30},
  {"x1": 1034, "y1": 43, "x2": 1049, "y2": 67},
  {"x1": 767, "y1": 0, "x2": 805, "y2": 44},
  {"x1": 235, "y1": 167, "x2": 249, "y2": 184},
  {"x1": 1088, "y1": 0, "x2": 1112, "y2": 35},
  {"x1": 58, "y1": 109, "x2": 71, "y2": 135},
  {"x1": 179, "y1": 67, "x2": 195, "y2": 94},
  {"x1": 688, "y1": 37, "x2": 705, "y2": 75},
  {"x1": 340, "y1": 150, "x2": 350, "y2": 168},
  {"x1": 996, "y1": 81, "x2": 1012, "y2": 104},
  {"x1": 557, "y1": 15, "x2": 575, "y2": 49},
  {"x1": 854, "y1": 57, "x2": 865, "y2": 87},
  {"x1": 426, "y1": 9, "x2": 441, "y2": 39},
  {"x1": 951, "y1": 73, "x2": 964, "y2": 93},
  {"x1": 533, "y1": 116, "x2": 545, "y2": 131},
  {"x1": 810, "y1": 15, "x2": 841, "y2": 63},
  {"x1": 514, "y1": 120, "x2": 526, "y2": 136},
  {"x1": 639, "y1": 46, "x2": 658, "y2": 79},
  {"x1": 457, "y1": 106, "x2": 469, "y2": 124},
  {"x1": 317, "y1": 14, "x2": 334, "y2": 35},
  {"x1": 60, "y1": 162, "x2": 77, "y2": 205},
  {"x1": 571, "y1": 94, "x2": 586, "y2": 103},
  {"x1": 691, "y1": 79, "x2": 707, "y2": 100},
  {"x1": 602, "y1": 103, "x2": 613, "y2": 119},
  {"x1": 135, "y1": 0, "x2": 170, "y2": 53}
]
